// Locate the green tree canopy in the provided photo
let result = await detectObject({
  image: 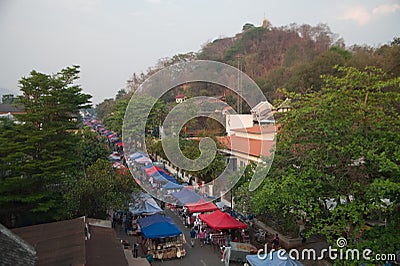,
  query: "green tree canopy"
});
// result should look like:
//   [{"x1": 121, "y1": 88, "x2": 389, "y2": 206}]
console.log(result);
[
  {"x1": 64, "y1": 159, "x2": 138, "y2": 219},
  {"x1": 0, "y1": 66, "x2": 91, "y2": 227},
  {"x1": 252, "y1": 66, "x2": 400, "y2": 261}
]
